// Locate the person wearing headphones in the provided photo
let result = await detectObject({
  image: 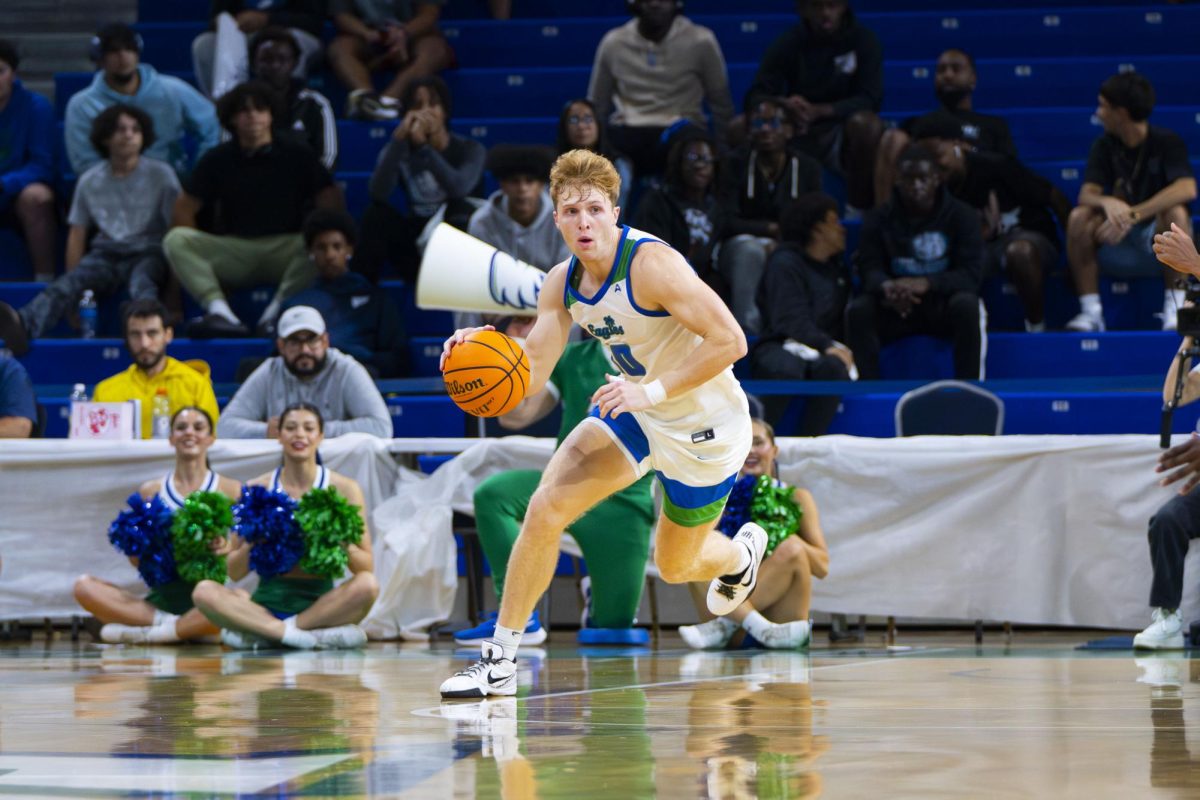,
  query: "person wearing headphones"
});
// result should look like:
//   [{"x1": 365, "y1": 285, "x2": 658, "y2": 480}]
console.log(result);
[
  {"x1": 587, "y1": 0, "x2": 734, "y2": 179},
  {"x1": 65, "y1": 22, "x2": 219, "y2": 177}
]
